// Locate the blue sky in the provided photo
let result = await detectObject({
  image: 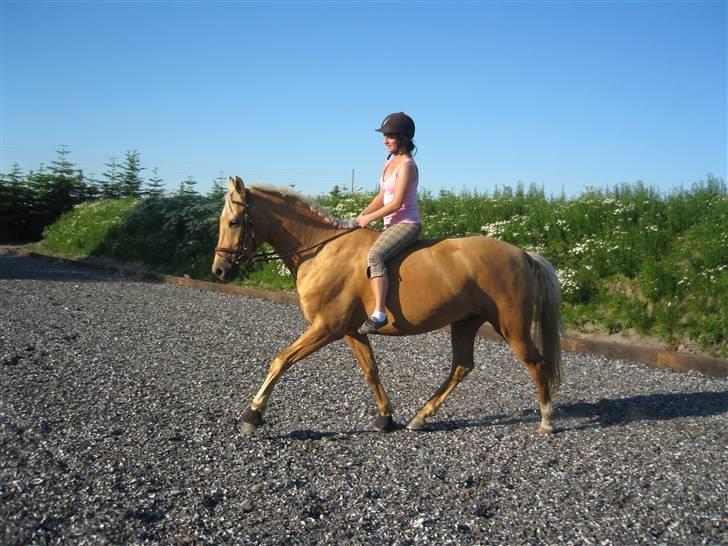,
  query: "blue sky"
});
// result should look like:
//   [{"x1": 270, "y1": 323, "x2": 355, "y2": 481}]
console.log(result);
[{"x1": 1, "y1": 1, "x2": 726, "y2": 197}]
